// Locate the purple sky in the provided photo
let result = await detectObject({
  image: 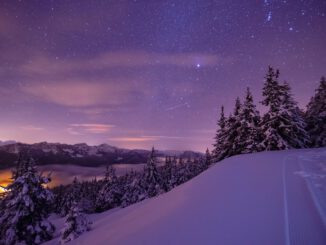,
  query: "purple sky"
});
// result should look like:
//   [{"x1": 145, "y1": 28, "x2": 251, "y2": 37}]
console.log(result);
[{"x1": 0, "y1": 0, "x2": 325, "y2": 151}]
